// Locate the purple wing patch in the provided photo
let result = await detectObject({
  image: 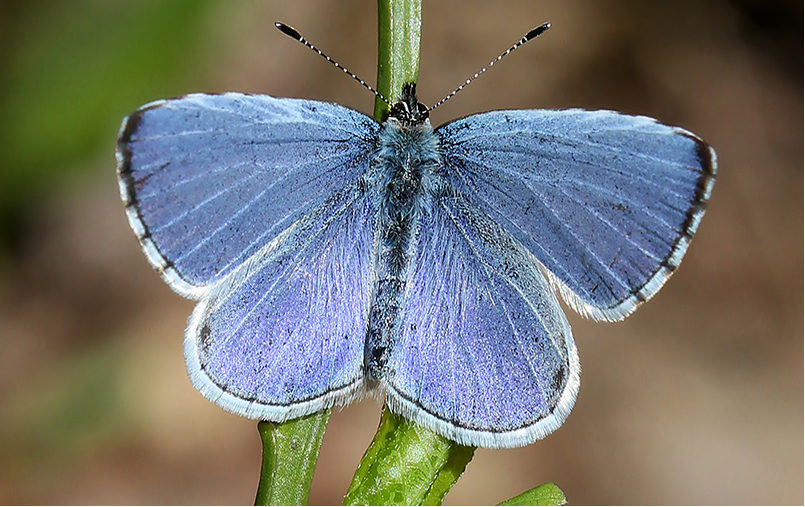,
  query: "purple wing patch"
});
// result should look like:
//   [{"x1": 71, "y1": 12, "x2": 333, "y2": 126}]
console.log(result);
[
  {"x1": 384, "y1": 194, "x2": 579, "y2": 448},
  {"x1": 184, "y1": 185, "x2": 376, "y2": 420}
]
